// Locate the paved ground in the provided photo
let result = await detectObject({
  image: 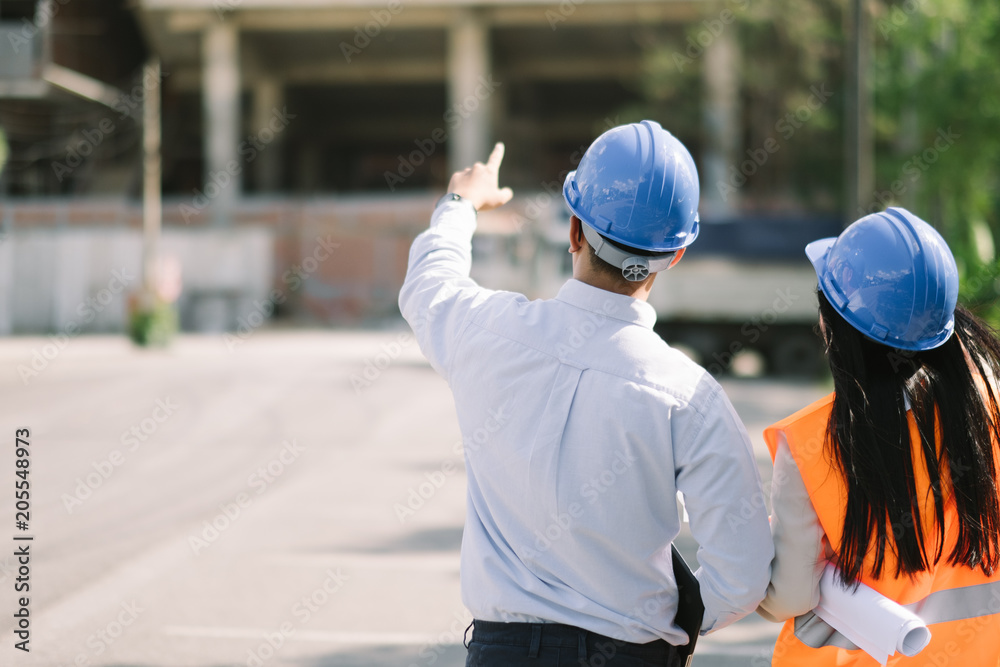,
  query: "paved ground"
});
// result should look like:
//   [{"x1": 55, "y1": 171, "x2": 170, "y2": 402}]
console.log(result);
[{"x1": 0, "y1": 329, "x2": 827, "y2": 667}]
